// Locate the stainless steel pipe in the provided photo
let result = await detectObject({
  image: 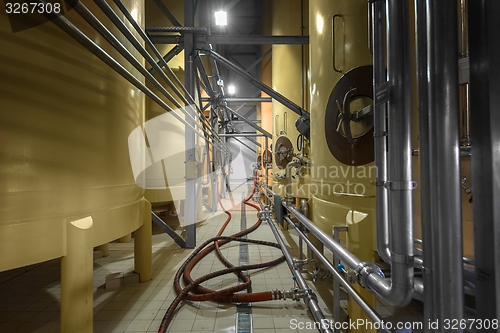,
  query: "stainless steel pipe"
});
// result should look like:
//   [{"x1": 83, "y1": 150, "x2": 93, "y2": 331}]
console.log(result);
[
  {"x1": 414, "y1": 0, "x2": 436, "y2": 328},
  {"x1": 372, "y1": 0, "x2": 391, "y2": 264},
  {"x1": 425, "y1": 0, "x2": 464, "y2": 327},
  {"x1": 384, "y1": 0, "x2": 415, "y2": 307},
  {"x1": 262, "y1": 210, "x2": 333, "y2": 333},
  {"x1": 284, "y1": 216, "x2": 391, "y2": 332}
]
